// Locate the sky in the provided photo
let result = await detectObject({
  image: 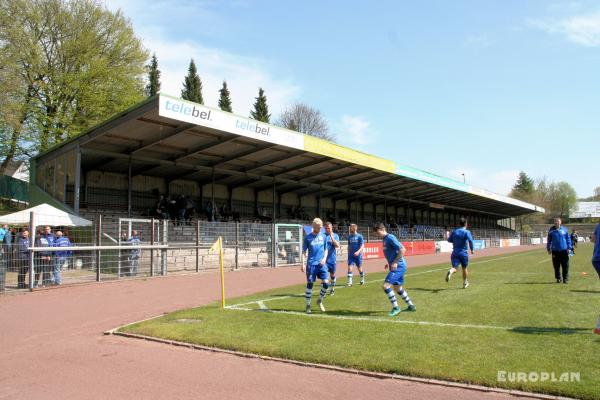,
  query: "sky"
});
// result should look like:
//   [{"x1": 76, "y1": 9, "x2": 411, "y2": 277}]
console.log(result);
[{"x1": 104, "y1": 0, "x2": 600, "y2": 198}]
